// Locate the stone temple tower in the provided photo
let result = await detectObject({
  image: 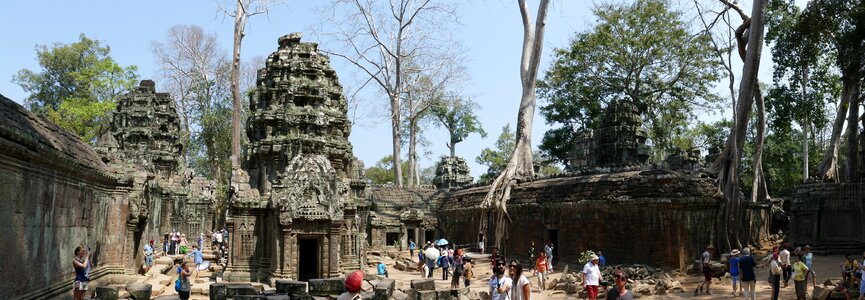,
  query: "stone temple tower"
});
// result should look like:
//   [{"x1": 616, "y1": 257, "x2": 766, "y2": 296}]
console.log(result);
[{"x1": 226, "y1": 33, "x2": 366, "y2": 282}]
